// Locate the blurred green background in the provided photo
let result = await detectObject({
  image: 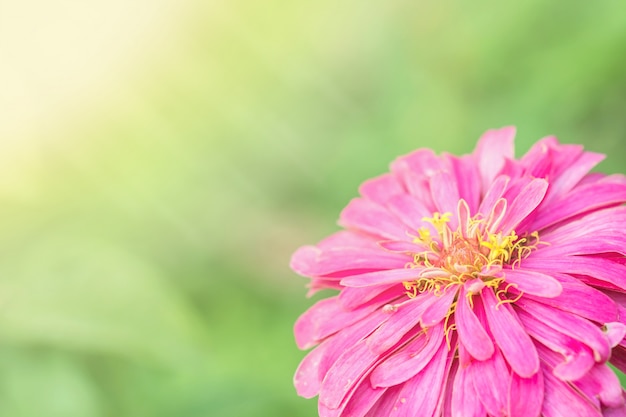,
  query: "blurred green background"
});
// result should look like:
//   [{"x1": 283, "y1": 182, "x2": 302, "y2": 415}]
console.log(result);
[{"x1": 1, "y1": 1, "x2": 626, "y2": 416}]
